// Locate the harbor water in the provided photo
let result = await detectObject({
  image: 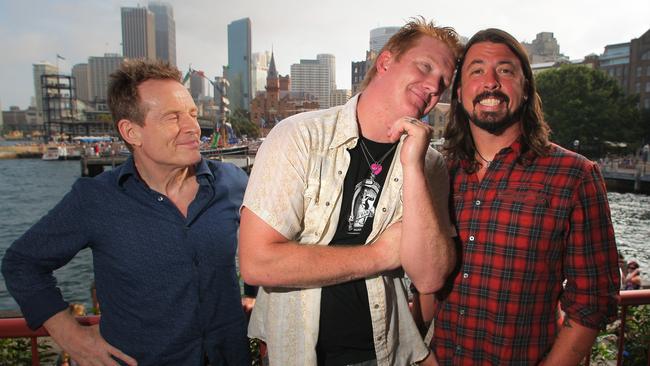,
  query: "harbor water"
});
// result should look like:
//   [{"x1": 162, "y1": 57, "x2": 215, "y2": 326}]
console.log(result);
[{"x1": 0, "y1": 155, "x2": 649, "y2": 311}]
